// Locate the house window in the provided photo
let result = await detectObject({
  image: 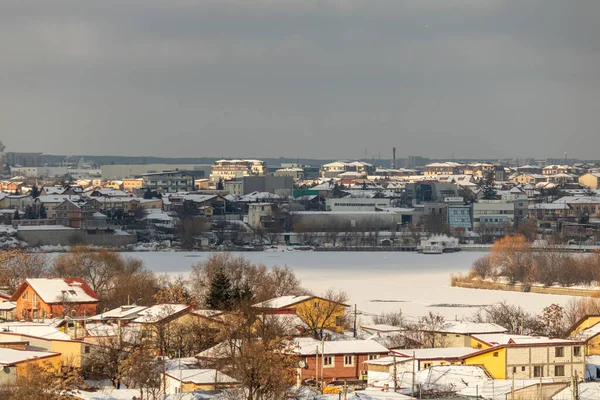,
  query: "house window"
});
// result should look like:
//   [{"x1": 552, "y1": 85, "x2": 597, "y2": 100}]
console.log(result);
[
  {"x1": 33, "y1": 293, "x2": 37, "y2": 302},
  {"x1": 574, "y1": 346, "x2": 581, "y2": 357},
  {"x1": 335, "y1": 316, "x2": 344, "y2": 327},
  {"x1": 323, "y1": 356, "x2": 333, "y2": 367},
  {"x1": 493, "y1": 352, "x2": 499, "y2": 357},
  {"x1": 533, "y1": 366, "x2": 543, "y2": 377},
  {"x1": 423, "y1": 363, "x2": 432, "y2": 369},
  {"x1": 555, "y1": 347, "x2": 564, "y2": 357},
  {"x1": 512, "y1": 367, "x2": 516, "y2": 374},
  {"x1": 344, "y1": 356, "x2": 354, "y2": 366},
  {"x1": 22, "y1": 290, "x2": 28, "y2": 300},
  {"x1": 314, "y1": 302, "x2": 320, "y2": 308},
  {"x1": 554, "y1": 365, "x2": 565, "y2": 377},
  {"x1": 84, "y1": 346, "x2": 90, "y2": 354},
  {"x1": 368, "y1": 354, "x2": 380, "y2": 360},
  {"x1": 521, "y1": 366, "x2": 525, "y2": 372}
]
